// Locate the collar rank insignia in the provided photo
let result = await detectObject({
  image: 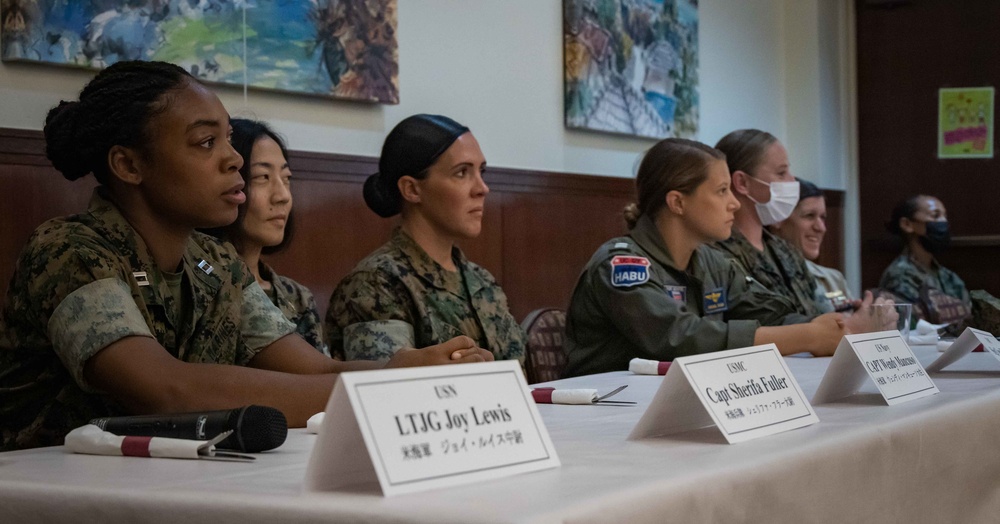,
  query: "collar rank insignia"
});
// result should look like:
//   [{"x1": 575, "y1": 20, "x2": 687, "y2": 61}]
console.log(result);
[
  {"x1": 703, "y1": 287, "x2": 728, "y2": 313},
  {"x1": 197, "y1": 260, "x2": 214, "y2": 275},
  {"x1": 133, "y1": 271, "x2": 149, "y2": 287},
  {"x1": 610, "y1": 255, "x2": 651, "y2": 288}
]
